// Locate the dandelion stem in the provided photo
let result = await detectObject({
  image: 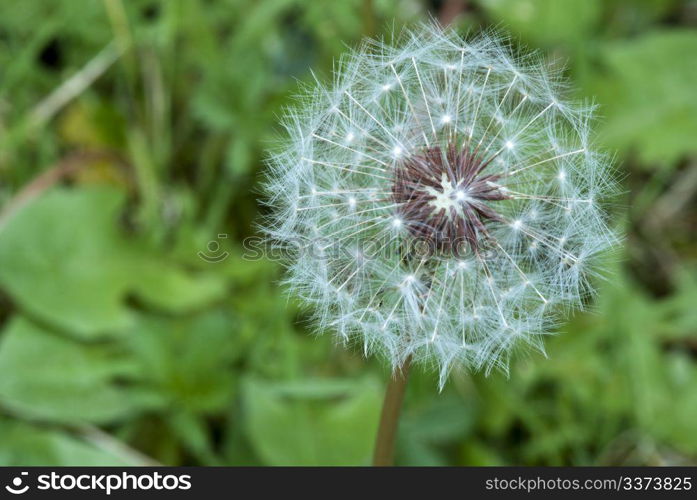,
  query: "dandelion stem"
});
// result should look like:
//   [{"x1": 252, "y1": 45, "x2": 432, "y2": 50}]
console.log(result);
[{"x1": 373, "y1": 356, "x2": 412, "y2": 466}]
